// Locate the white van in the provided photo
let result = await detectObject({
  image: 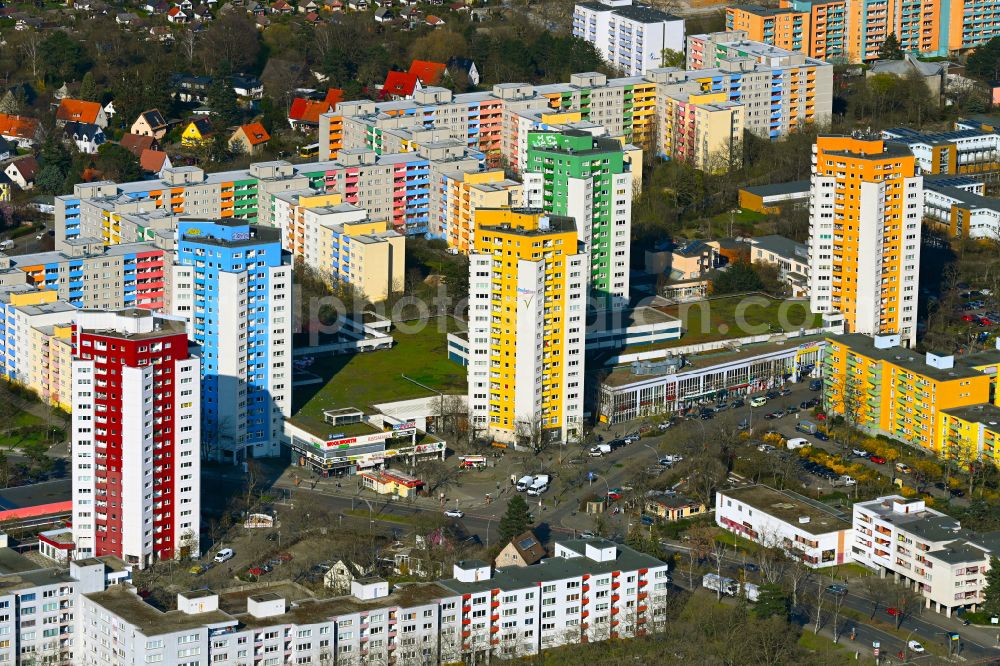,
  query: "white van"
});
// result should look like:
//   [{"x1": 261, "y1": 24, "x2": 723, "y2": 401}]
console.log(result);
[
  {"x1": 786, "y1": 437, "x2": 809, "y2": 450},
  {"x1": 0, "y1": 240, "x2": 13, "y2": 251},
  {"x1": 214, "y1": 548, "x2": 234, "y2": 563},
  {"x1": 750, "y1": 396, "x2": 767, "y2": 407}
]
